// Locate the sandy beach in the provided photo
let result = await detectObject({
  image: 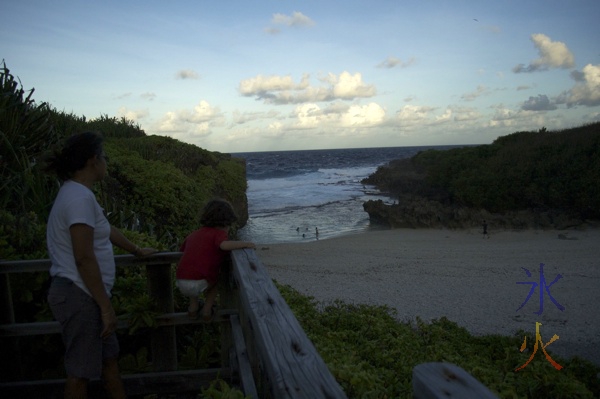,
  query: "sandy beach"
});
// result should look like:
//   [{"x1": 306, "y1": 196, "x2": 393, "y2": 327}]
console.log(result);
[{"x1": 256, "y1": 227, "x2": 600, "y2": 366}]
